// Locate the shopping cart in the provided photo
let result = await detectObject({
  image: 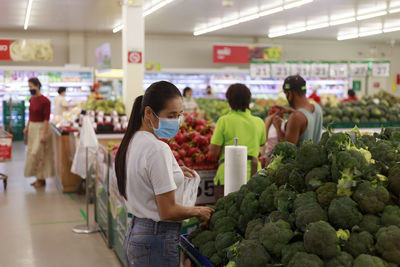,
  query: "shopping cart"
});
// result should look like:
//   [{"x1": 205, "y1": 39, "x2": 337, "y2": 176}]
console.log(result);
[{"x1": 0, "y1": 128, "x2": 13, "y2": 190}]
